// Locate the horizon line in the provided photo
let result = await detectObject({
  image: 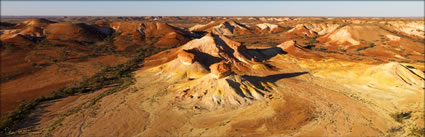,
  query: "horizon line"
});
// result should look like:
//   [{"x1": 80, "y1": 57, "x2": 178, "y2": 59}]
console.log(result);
[{"x1": 2, "y1": 15, "x2": 424, "y2": 18}]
